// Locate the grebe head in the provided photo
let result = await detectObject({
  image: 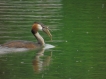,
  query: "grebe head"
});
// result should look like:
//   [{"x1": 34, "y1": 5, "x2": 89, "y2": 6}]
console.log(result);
[{"x1": 31, "y1": 22, "x2": 52, "y2": 40}]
